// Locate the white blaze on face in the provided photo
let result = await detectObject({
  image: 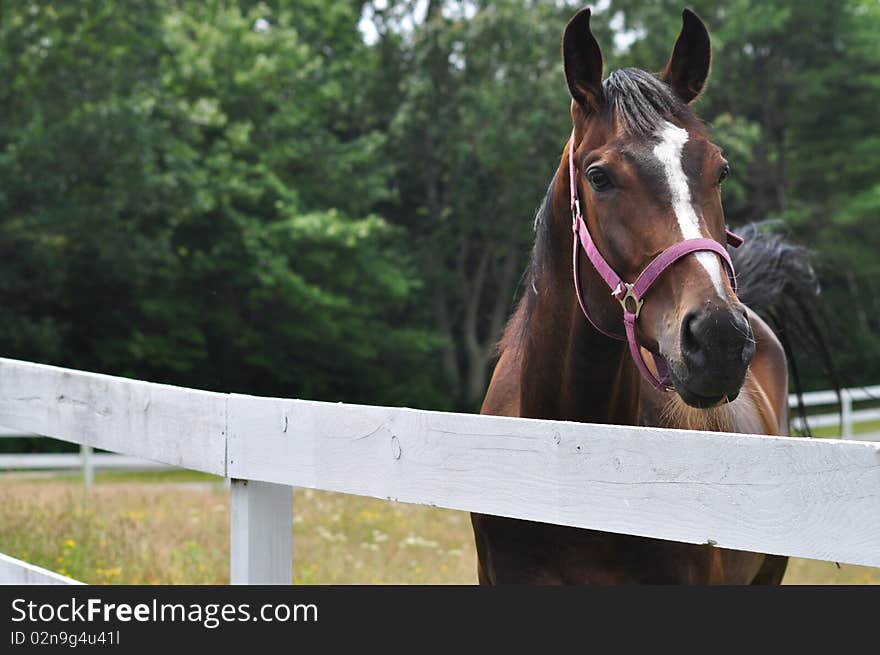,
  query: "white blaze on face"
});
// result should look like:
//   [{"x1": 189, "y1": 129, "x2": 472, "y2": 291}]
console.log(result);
[{"x1": 652, "y1": 121, "x2": 726, "y2": 299}]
